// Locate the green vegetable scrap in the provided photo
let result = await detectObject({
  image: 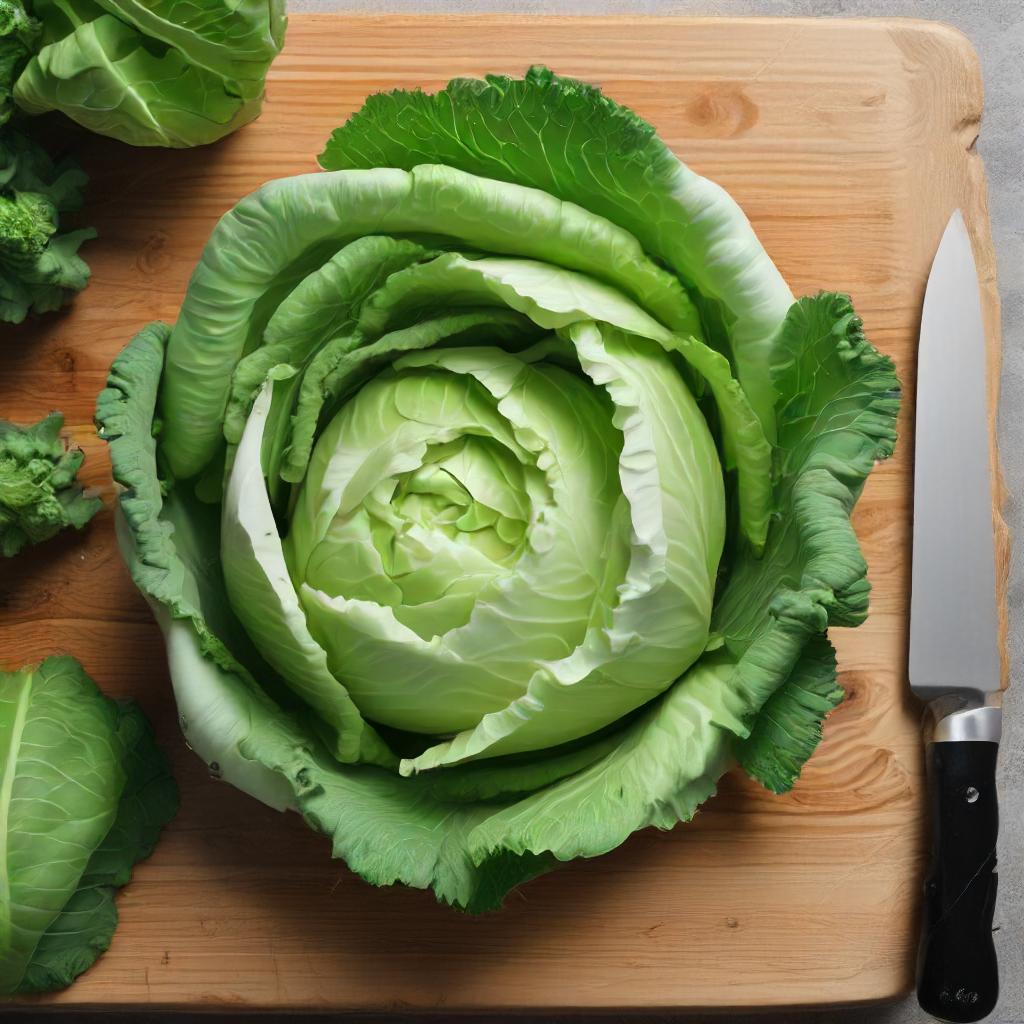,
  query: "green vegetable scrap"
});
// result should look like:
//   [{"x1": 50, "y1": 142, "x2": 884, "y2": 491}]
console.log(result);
[
  {"x1": 0, "y1": 128, "x2": 94, "y2": 323},
  {"x1": 0, "y1": 412, "x2": 101, "y2": 556},
  {"x1": 0, "y1": 656, "x2": 178, "y2": 994},
  {"x1": 0, "y1": 1, "x2": 37, "y2": 125},
  {"x1": 97, "y1": 67, "x2": 900, "y2": 911},
  {"x1": 12, "y1": 0, "x2": 287, "y2": 148}
]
